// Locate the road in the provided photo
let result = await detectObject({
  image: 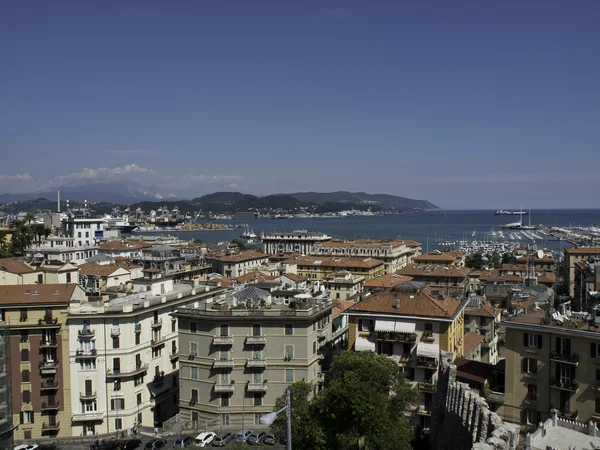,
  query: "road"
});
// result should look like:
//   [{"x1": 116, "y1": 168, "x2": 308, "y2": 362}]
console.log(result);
[{"x1": 58, "y1": 433, "x2": 286, "y2": 450}]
